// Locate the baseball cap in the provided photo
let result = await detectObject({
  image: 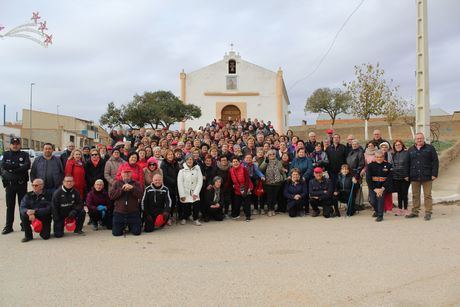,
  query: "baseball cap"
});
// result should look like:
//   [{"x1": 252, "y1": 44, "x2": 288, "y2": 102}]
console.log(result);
[
  {"x1": 10, "y1": 137, "x2": 21, "y2": 144},
  {"x1": 313, "y1": 167, "x2": 323, "y2": 173},
  {"x1": 326, "y1": 129, "x2": 334, "y2": 134}
]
